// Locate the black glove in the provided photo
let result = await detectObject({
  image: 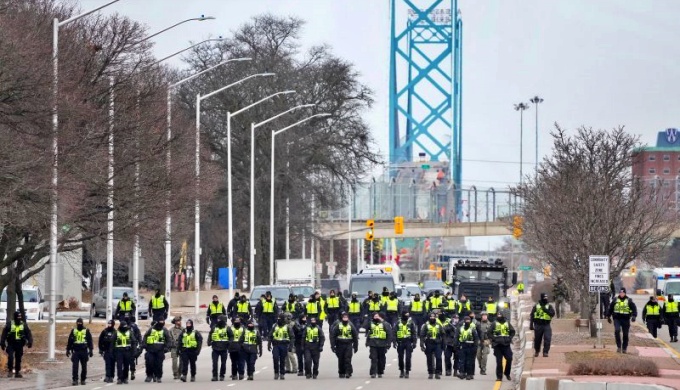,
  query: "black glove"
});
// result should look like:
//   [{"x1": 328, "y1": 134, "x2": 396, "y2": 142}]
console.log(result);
[
  {"x1": 420, "y1": 346, "x2": 425, "y2": 352},
  {"x1": 89, "y1": 350, "x2": 94, "y2": 358},
  {"x1": 607, "y1": 317, "x2": 612, "y2": 324},
  {"x1": 258, "y1": 350, "x2": 263, "y2": 357},
  {"x1": 319, "y1": 348, "x2": 323, "y2": 353},
  {"x1": 353, "y1": 346, "x2": 358, "y2": 353},
  {"x1": 100, "y1": 351, "x2": 105, "y2": 356},
  {"x1": 331, "y1": 346, "x2": 336, "y2": 353},
  {"x1": 27, "y1": 343, "x2": 32, "y2": 349},
  {"x1": 631, "y1": 317, "x2": 636, "y2": 322},
  {"x1": 66, "y1": 351, "x2": 71, "y2": 358},
  {"x1": 206, "y1": 317, "x2": 210, "y2": 324},
  {"x1": 529, "y1": 324, "x2": 534, "y2": 331},
  {"x1": 267, "y1": 344, "x2": 272, "y2": 352},
  {"x1": 1, "y1": 344, "x2": 5, "y2": 351}
]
